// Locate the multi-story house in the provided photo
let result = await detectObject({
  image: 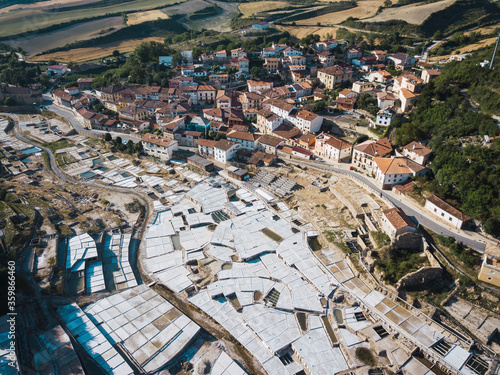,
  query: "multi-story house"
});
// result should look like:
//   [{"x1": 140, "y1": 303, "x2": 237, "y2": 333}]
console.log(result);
[
  {"x1": 352, "y1": 137, "x2": 393, "y2": 173},
  {"x1": 373, "y1": 156, "x2": 428, "y2": 189},
  {"x1": 401, "y1": 141, "x2": 432, "y2": 166},
  {"x1": 214, "y1": 139, "x2": 240, "y2": 164},
  {"x1": 318, "y1": 52, "x2": 335, "y2": 67},
  {"x1": 197, "y1": 85, "x2": 217, "y2": 105},
  {"x1": 264, "y1": 58, "x2": 280, "y2": 74},
  {"x1": 256, "y1": 109, "x2": 283, "y2": 134},
  {"x1": 227, "y1": 131, "x2": 259, "y2": 150},
  {"x1": 142, "y1": 133, "x2": 179, "y2": 161},
  {"x1": 375, "y1": 107, "x2": 397, "y2": 127},
  {"x1": 317, "y1": 66, "x2": 353, "y2": 89},
  {"x1": 314, "y1": 133, "x2": 352, "y2": 161},
  {"x1": 247, "y1": 80, "x2": 273, "y2": 93}
]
